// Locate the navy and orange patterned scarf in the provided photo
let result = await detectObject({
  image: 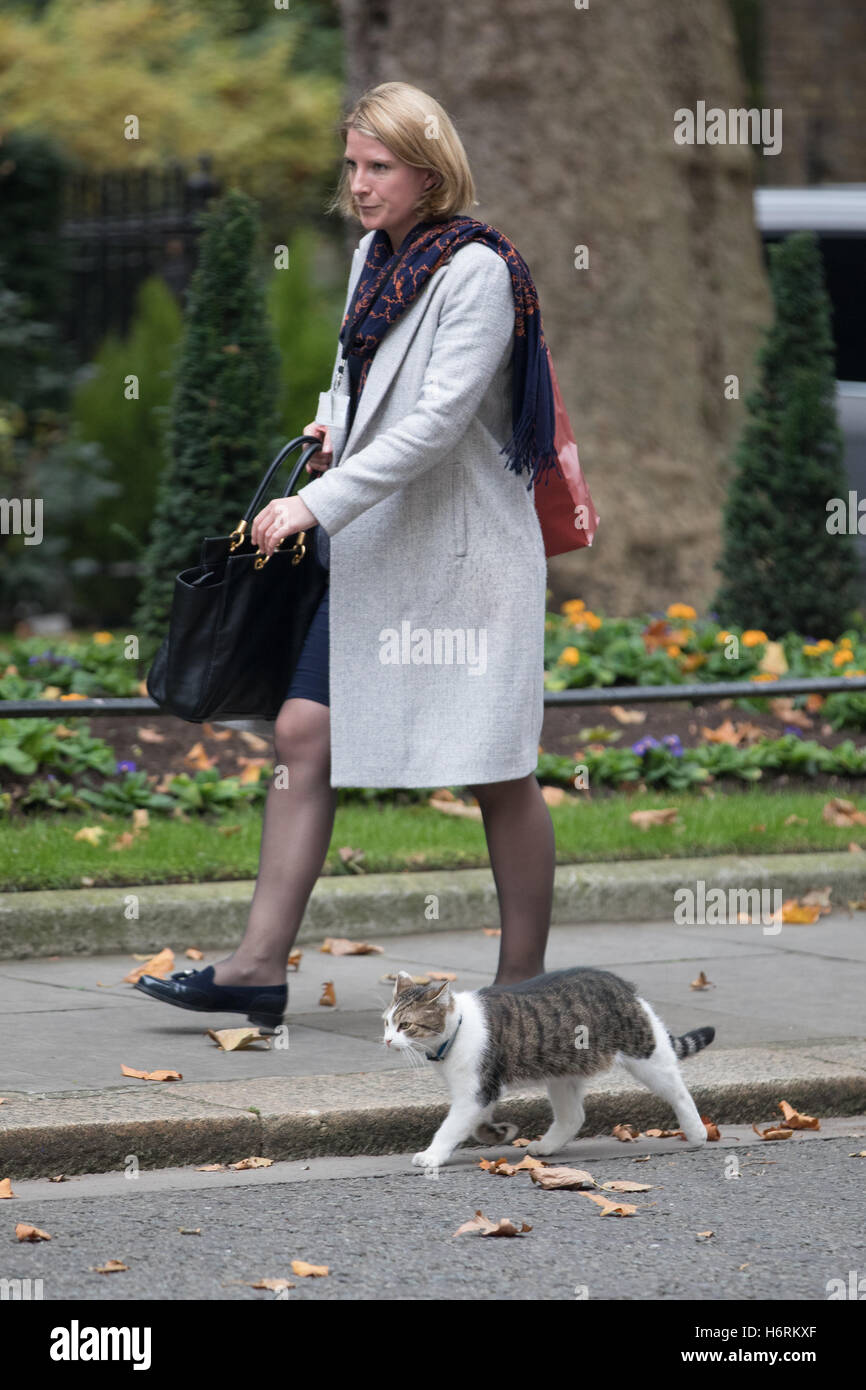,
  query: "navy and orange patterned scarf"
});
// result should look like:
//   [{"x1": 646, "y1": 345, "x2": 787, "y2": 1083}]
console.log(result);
[{"x1": 338, "y1": 216, "x2": 558, "y2": 489}]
